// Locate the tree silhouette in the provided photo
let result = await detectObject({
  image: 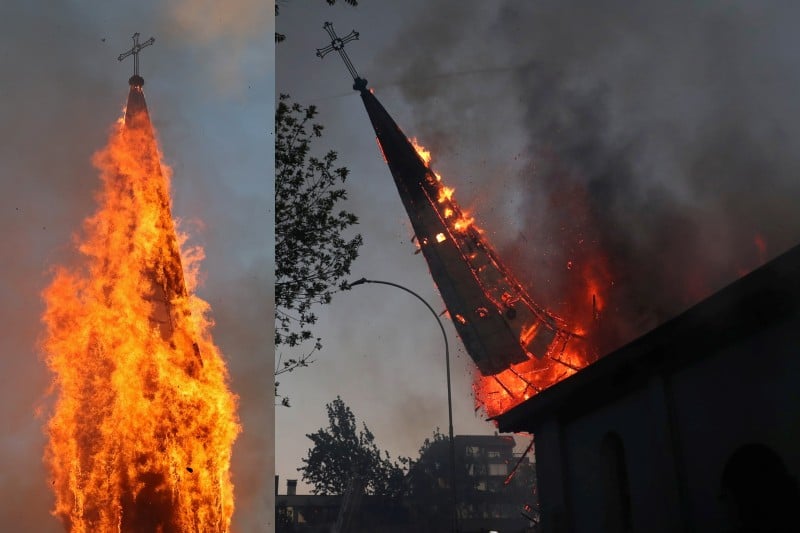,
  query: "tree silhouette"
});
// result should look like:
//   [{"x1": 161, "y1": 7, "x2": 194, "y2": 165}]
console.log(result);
[
  {"x1": 299, "y1": 397, "x2": 405, "y2": 498},
  {"x1": 274, "y1": 96, "x2": 362, "y2": 404}
]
